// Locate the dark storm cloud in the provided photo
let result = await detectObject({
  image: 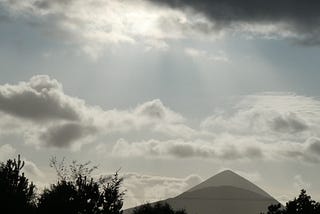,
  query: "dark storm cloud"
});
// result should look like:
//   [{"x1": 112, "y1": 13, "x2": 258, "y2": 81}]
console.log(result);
[{"x1": 149, "y1": 0, "x2": 320, "y2": 44}]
